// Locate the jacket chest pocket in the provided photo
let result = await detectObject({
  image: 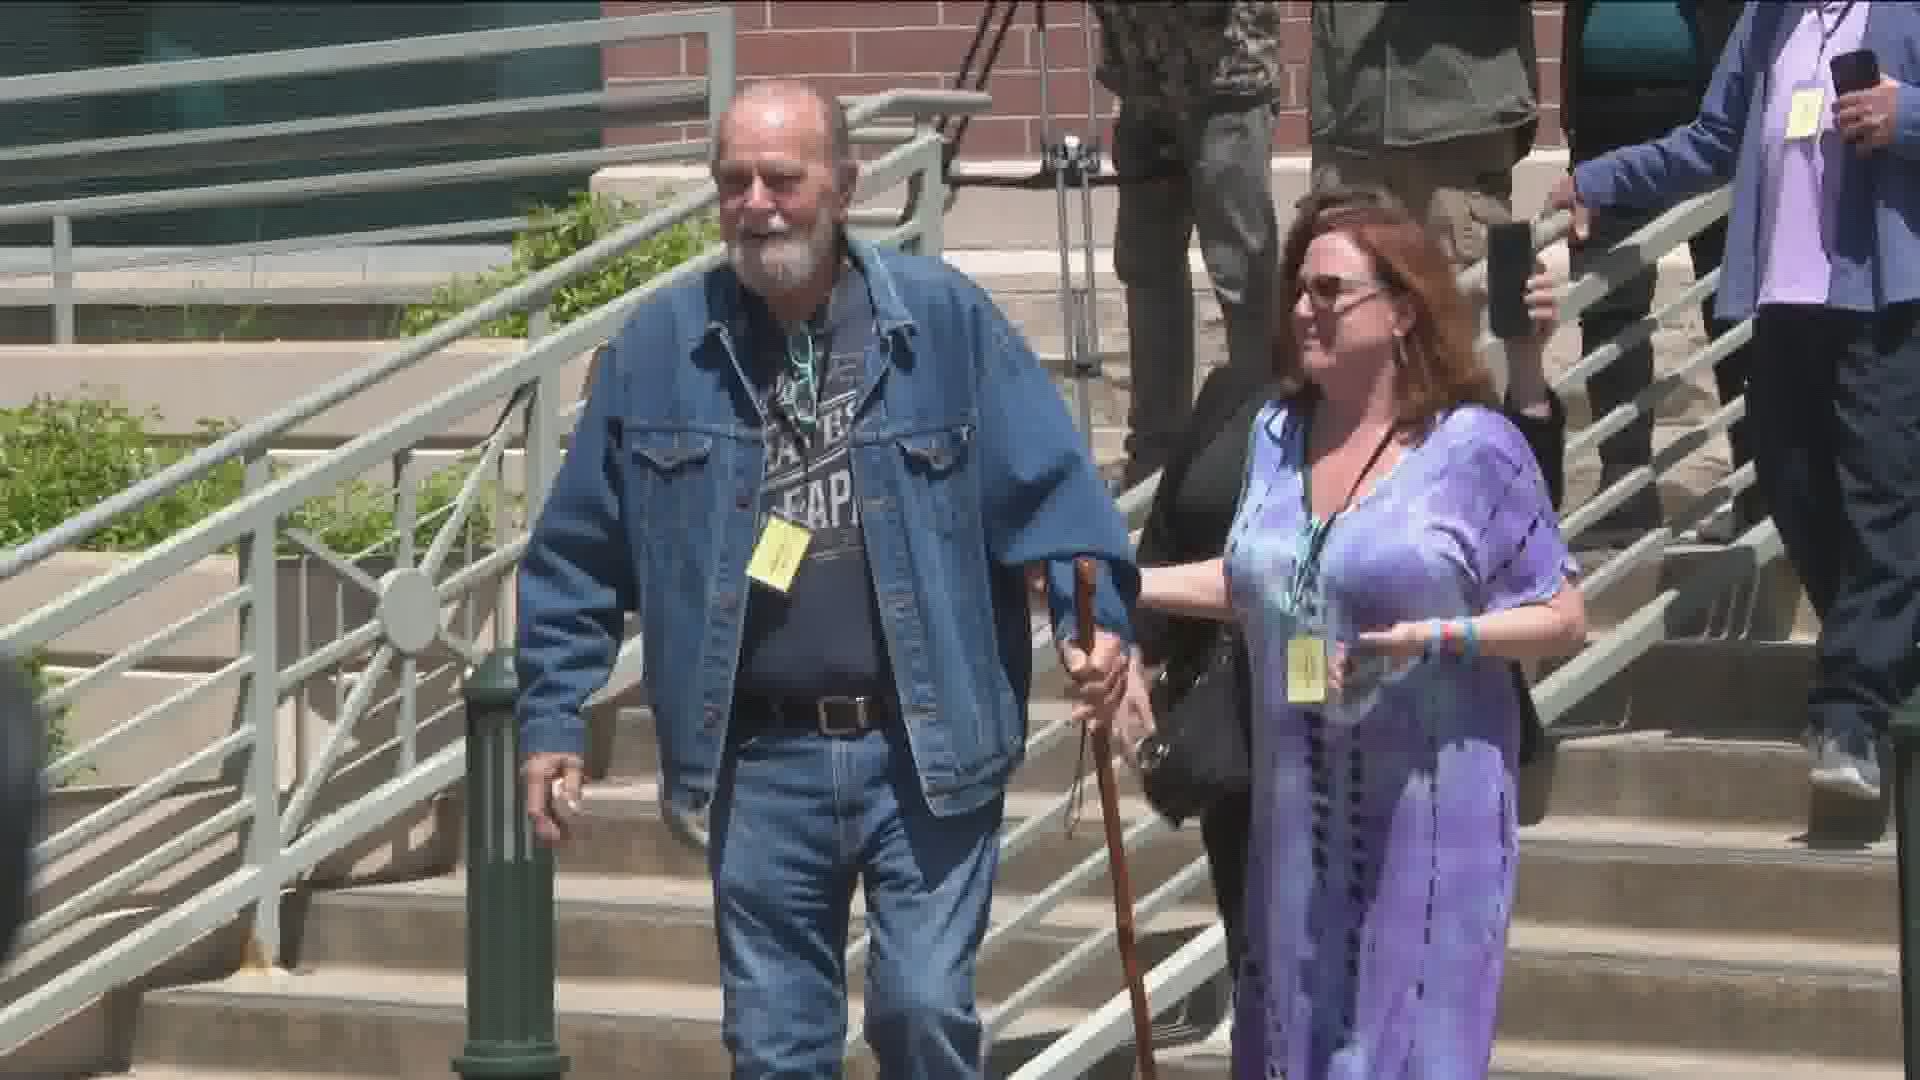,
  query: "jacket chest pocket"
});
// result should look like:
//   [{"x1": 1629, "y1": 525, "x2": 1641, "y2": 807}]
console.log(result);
[
  {"x1": 895, "y1": 423, "x2": 974, "y2": 535},
  {"x1": 626, "y1": 428, "x2": 715, "y2": 536}
]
